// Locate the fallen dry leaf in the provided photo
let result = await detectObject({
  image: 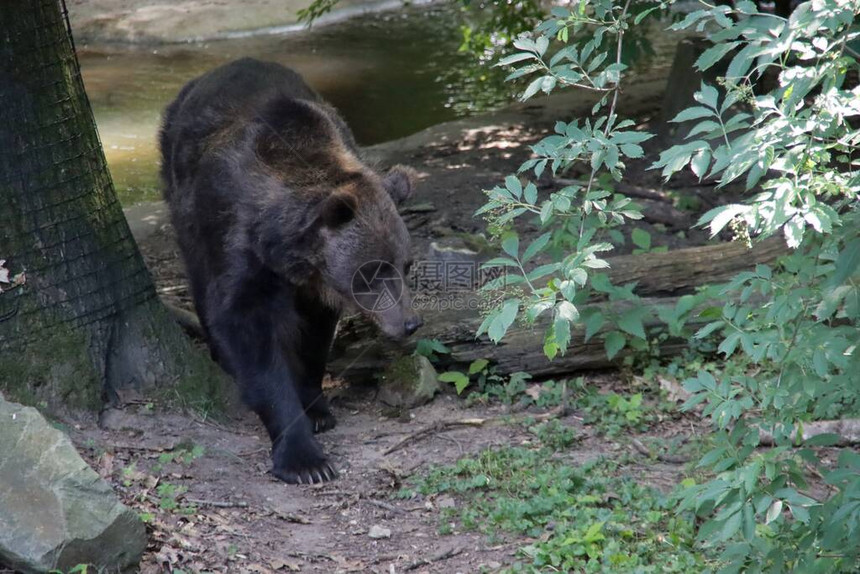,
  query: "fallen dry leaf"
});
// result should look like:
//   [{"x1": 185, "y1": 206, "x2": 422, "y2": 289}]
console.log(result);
[{"x1": 658, "y1": 375, "x2": 691, "y2": 403}]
